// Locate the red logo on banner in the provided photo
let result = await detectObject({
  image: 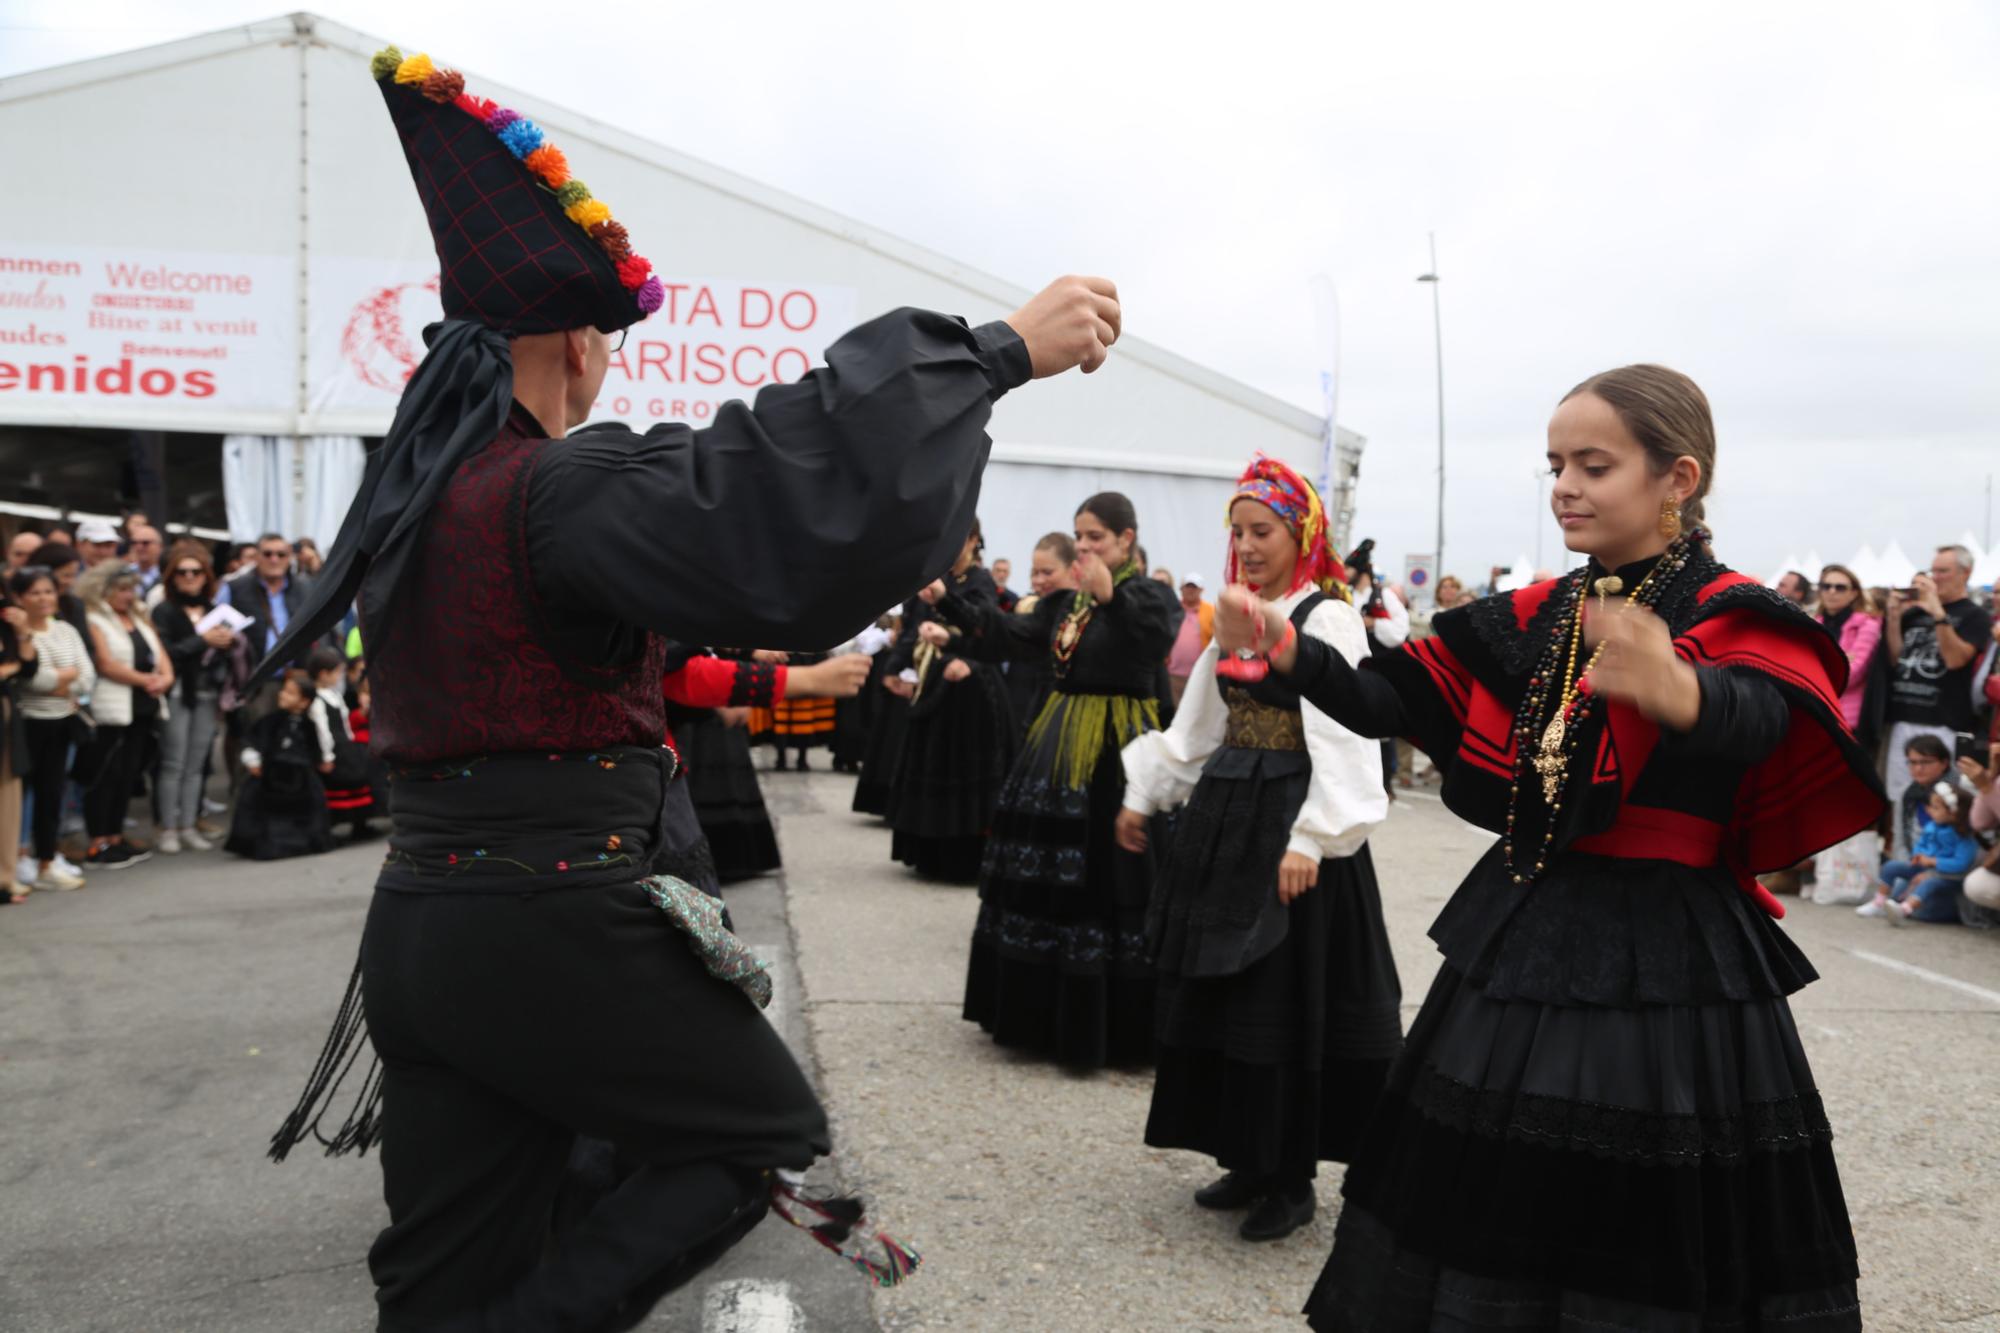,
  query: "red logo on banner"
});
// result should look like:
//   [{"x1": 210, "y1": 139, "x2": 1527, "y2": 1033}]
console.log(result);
[{"x1": 342, "y1": 276, "x2": 441, "y2": 392}]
